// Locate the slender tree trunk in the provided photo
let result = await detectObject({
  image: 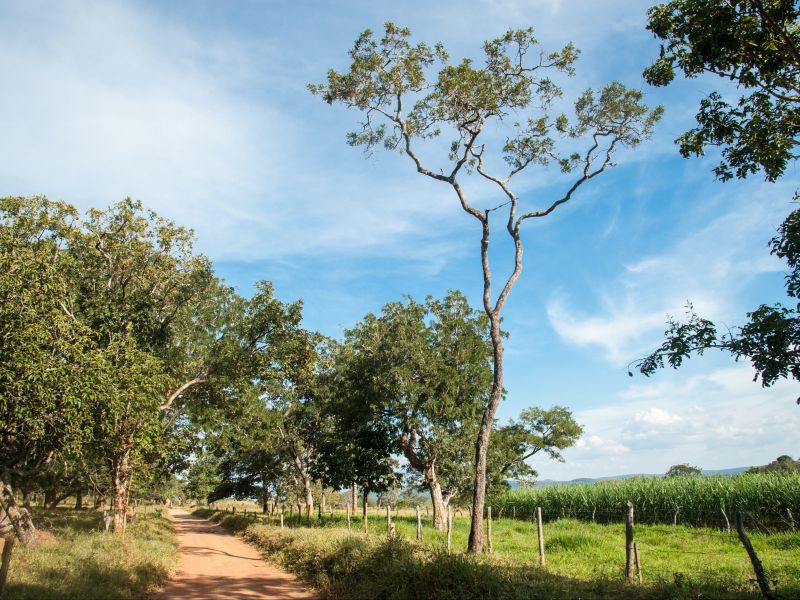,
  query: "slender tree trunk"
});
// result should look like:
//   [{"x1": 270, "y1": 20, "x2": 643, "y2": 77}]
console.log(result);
[
  {"x1": 75, "y1": 489, "x2": 83, "y2": 510},
  {"x1": 468, "y1": 310, "x2": 506, "y2": 553},
  {"x1": 111, "y1": 451, "x2": 133, "y2": 532},
  {"x1": 21, "y1": 487, "x2": 32, "y2": 511},
  {"x1": 362, "y1": 487, "x2": 369, "y2": 532},
  {"x1": 94, "y1": 491, "x2": 106, "y2": 510},
  {"x1": 428, "y1": 478, "x2": 447, "y2": 531},
  {"x1": 351, "y1": 482, "x2": 357, "y2": 512},
  {"x1": 262, "y1": 472, "x2": 270, "y2": 514},
  {"x1": 303, "y1": 477, "x2": 313, "y2": 519},
  {"x1": 290, "y1": 453, "x2": 313, "y2": 518}
]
